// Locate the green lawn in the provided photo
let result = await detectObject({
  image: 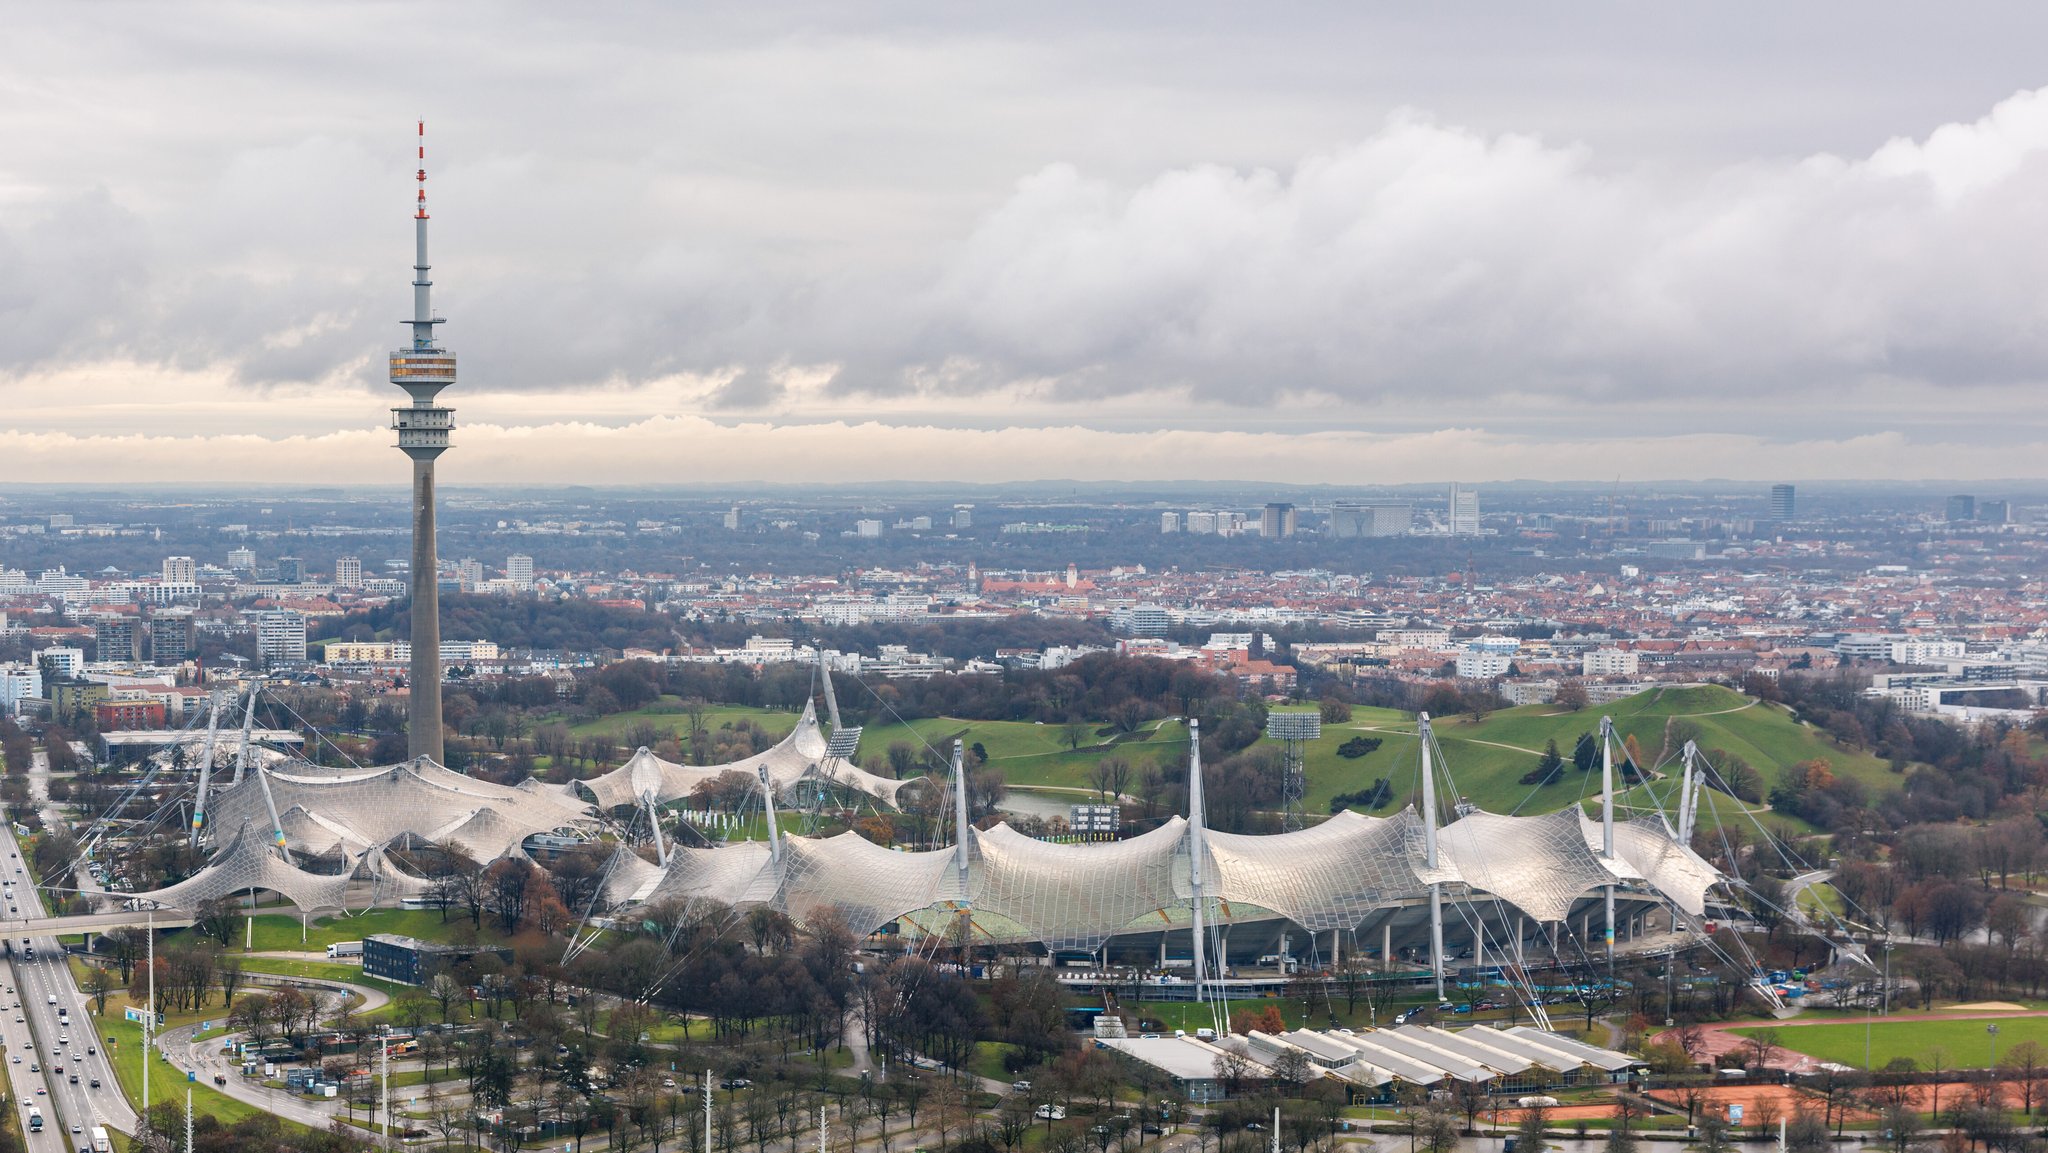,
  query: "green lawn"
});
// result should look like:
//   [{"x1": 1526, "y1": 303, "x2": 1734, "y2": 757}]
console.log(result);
[
  {"x1": 236, "y1": 908, "x2": 506, "y2": 952},
  {"x1": 561, "y1": 700, "x2": 796, "y2": 742},
  {"x1": 236, "y1": 957, "x2": 412, "y2": 999},
  {"x1": 1734, "y1": 1015, "x2": 2048, "y2": 1070},
  {"x1": 855, "y1": 717, "x2": 1191, "y2": 792}
]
